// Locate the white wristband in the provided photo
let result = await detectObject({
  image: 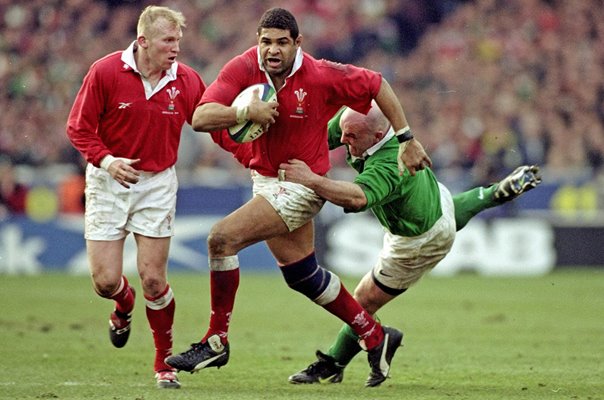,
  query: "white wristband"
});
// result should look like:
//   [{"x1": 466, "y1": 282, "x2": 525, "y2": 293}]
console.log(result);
[
  {"x1": 235, "y1": 106, "x2": 249, "y2": 124},
  {"x1": 395, "y1": 126, "x2": 410, "y2": 136},
  {"x1": 100, "y1": 155, "x2": 117, "y2": 171}
]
